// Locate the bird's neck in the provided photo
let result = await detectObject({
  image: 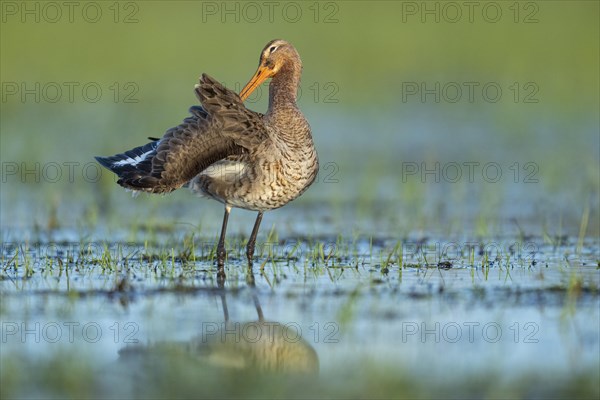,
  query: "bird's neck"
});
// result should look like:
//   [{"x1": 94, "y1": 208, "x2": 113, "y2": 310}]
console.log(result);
[{"x1": 267, "y1": 63, "x2": 301, "y2": 114}]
